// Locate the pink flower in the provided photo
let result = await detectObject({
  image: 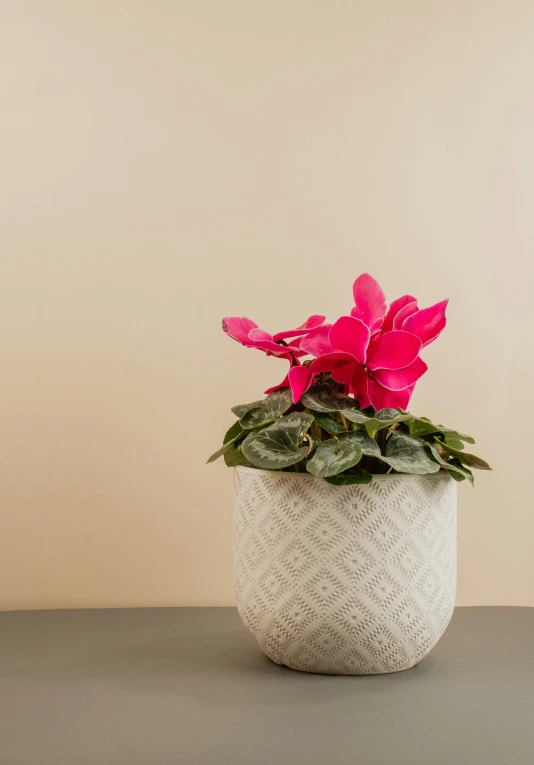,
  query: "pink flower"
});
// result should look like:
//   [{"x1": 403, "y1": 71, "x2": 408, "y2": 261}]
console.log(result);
[
  {"x1": 271, "y1": 315, "x2": 327, "y2": 342},
  {"x1": 222, "y1": 314, "x2": 326, "y2": 359},
  {"x1": 222, "y1": 315, "x2": 325, "y2": 403},
  {"x1": 222, "y1": 274, "x2": 448, "y2": 411},
  {"x1": 350, "y1": 273, "x2": 387, "y2": 333},
  {"x1": 265, "y1": 360, "x2": 314, "y2": 404},
  {"x1": 310, "y1": 316, "x2": 427, "y2": 410},
  {"x1": 381, "y1": 294, "x2": 448, "y2": 347},
  {"x1": 397, "y1": 299, "x2": 449, "y2": 347},
  {"x1": 300, "y1": 274, "x2": 447, "y2": 358}
]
